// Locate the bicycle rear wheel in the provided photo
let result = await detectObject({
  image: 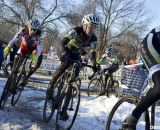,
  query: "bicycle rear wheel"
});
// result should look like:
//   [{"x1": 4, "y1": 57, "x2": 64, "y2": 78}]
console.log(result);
[
  {"x1": 87, "y1": 78, "x2": 102, "y2": 97},
  {"x1": 0, "y1": 75, "x2": 13, "y2": 109},
  {"x1": 106, "y1": 96, "x2": 150, "y2": 130},
  {"x1": 56, "y1": 78, "x2": 81, "y2": 130},
  {"x1": 43, "y1": 73, "x2": 67, "y2": 123}
]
